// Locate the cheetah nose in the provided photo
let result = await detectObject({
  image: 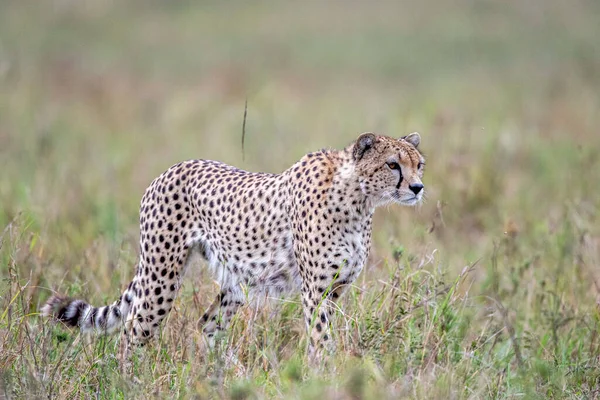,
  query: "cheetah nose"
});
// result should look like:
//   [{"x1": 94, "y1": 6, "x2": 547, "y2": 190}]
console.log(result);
[{"x1": 409, "y1": 183, "x2": 424, "y2": 195}]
